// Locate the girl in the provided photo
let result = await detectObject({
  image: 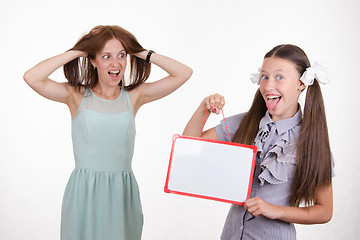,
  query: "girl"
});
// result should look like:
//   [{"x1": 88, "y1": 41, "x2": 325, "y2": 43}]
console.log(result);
[
  {"x1": 183, "y1": 44, "x2": 333, "y2": 239},
  {"x1": 24, "y1": 25, "x2": 192, "y2": 240}
]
